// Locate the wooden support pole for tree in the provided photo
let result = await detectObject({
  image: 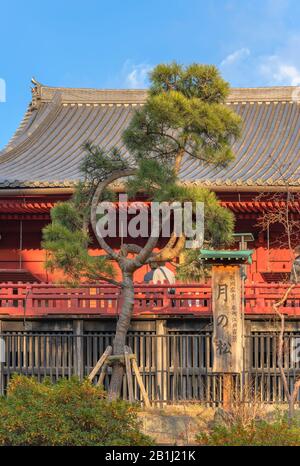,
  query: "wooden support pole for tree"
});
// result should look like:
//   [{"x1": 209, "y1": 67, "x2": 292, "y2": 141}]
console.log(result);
[
  {"x1": 130, "y1": 349, "x2": 151, "y2": 408},
  {"x1": 97, "y1": 362, "x2": 108, "y2": 387},
  {"x1": 88, "y1": 345, "x2": 112, "y2": 381},
  {"x1": 88, "y1": 345, "x2": 151, "y2": 408}
]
